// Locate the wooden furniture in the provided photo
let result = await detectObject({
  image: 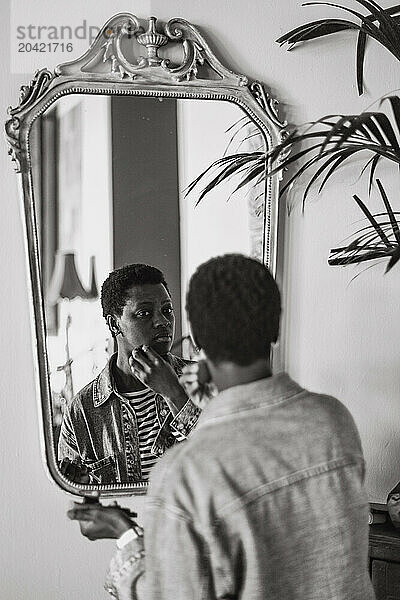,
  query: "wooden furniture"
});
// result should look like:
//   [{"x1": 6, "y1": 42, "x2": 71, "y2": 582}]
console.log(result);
[{"x1": 370, "y1": 522, "x2": 400, "y2": 599}]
